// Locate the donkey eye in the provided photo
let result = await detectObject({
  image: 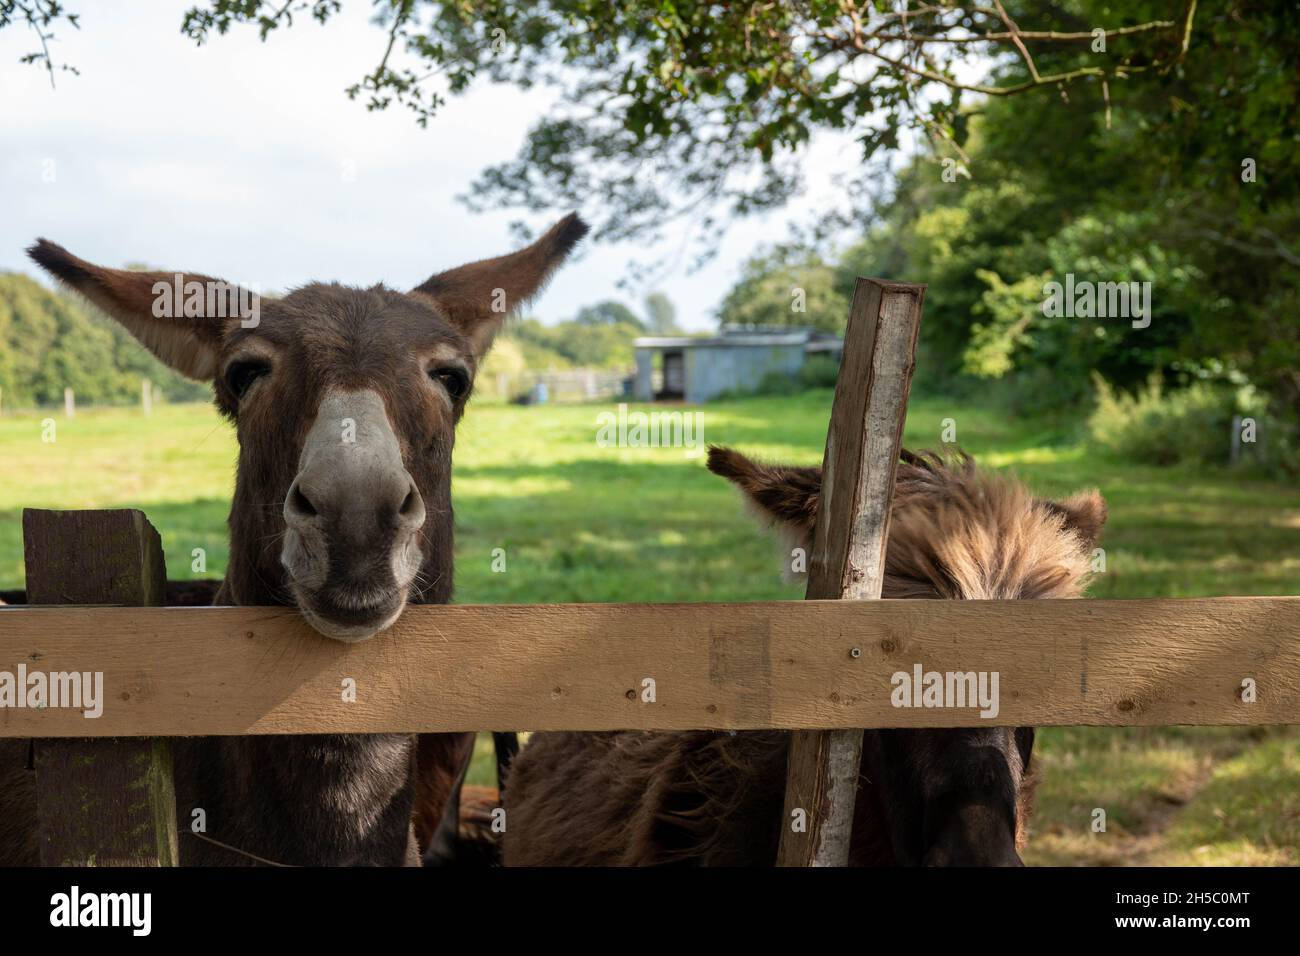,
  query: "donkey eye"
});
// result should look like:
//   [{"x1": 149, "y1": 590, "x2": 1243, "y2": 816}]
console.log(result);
[
  {"x1": 430, "y1": 366, "x2": 469, "y2": 401},
  {"x1": 224, "y1": 360, "x2": 271, "y2": 400}
]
